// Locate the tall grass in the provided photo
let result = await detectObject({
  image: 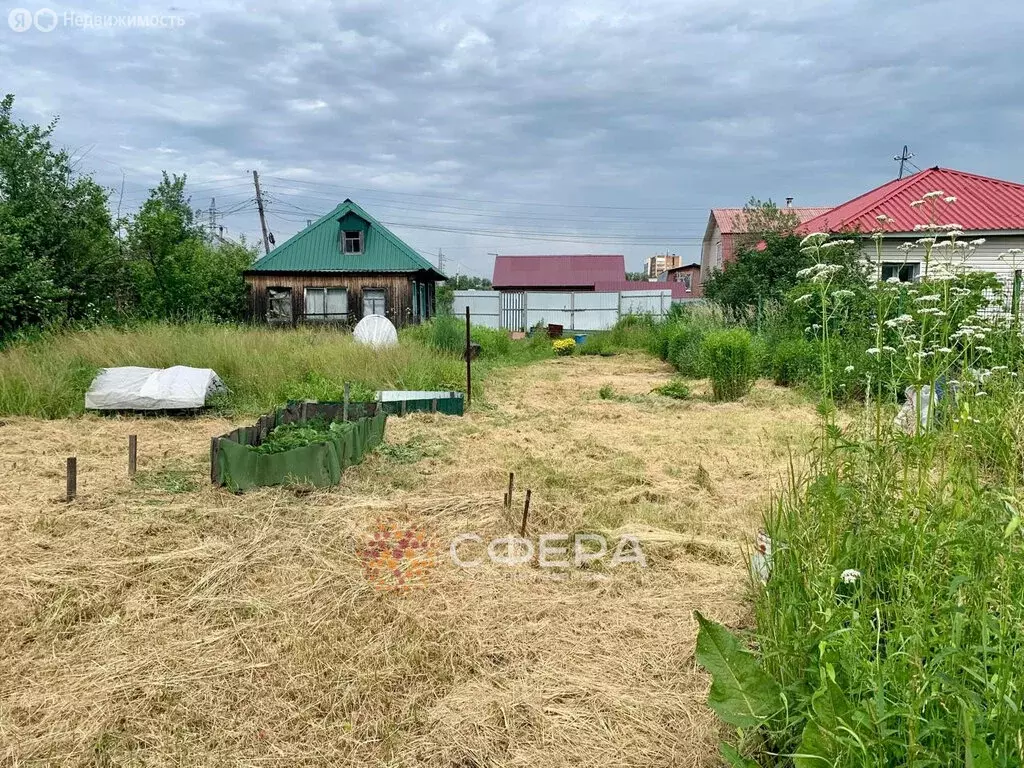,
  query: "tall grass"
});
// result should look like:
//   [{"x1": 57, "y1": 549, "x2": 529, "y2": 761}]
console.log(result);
[
  {"x1": 694, "y1": 222, "x2": 1024, "y2": 765},
  {"x1": 0, "y1": 323, "x2": 469, "y2": 417}
]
